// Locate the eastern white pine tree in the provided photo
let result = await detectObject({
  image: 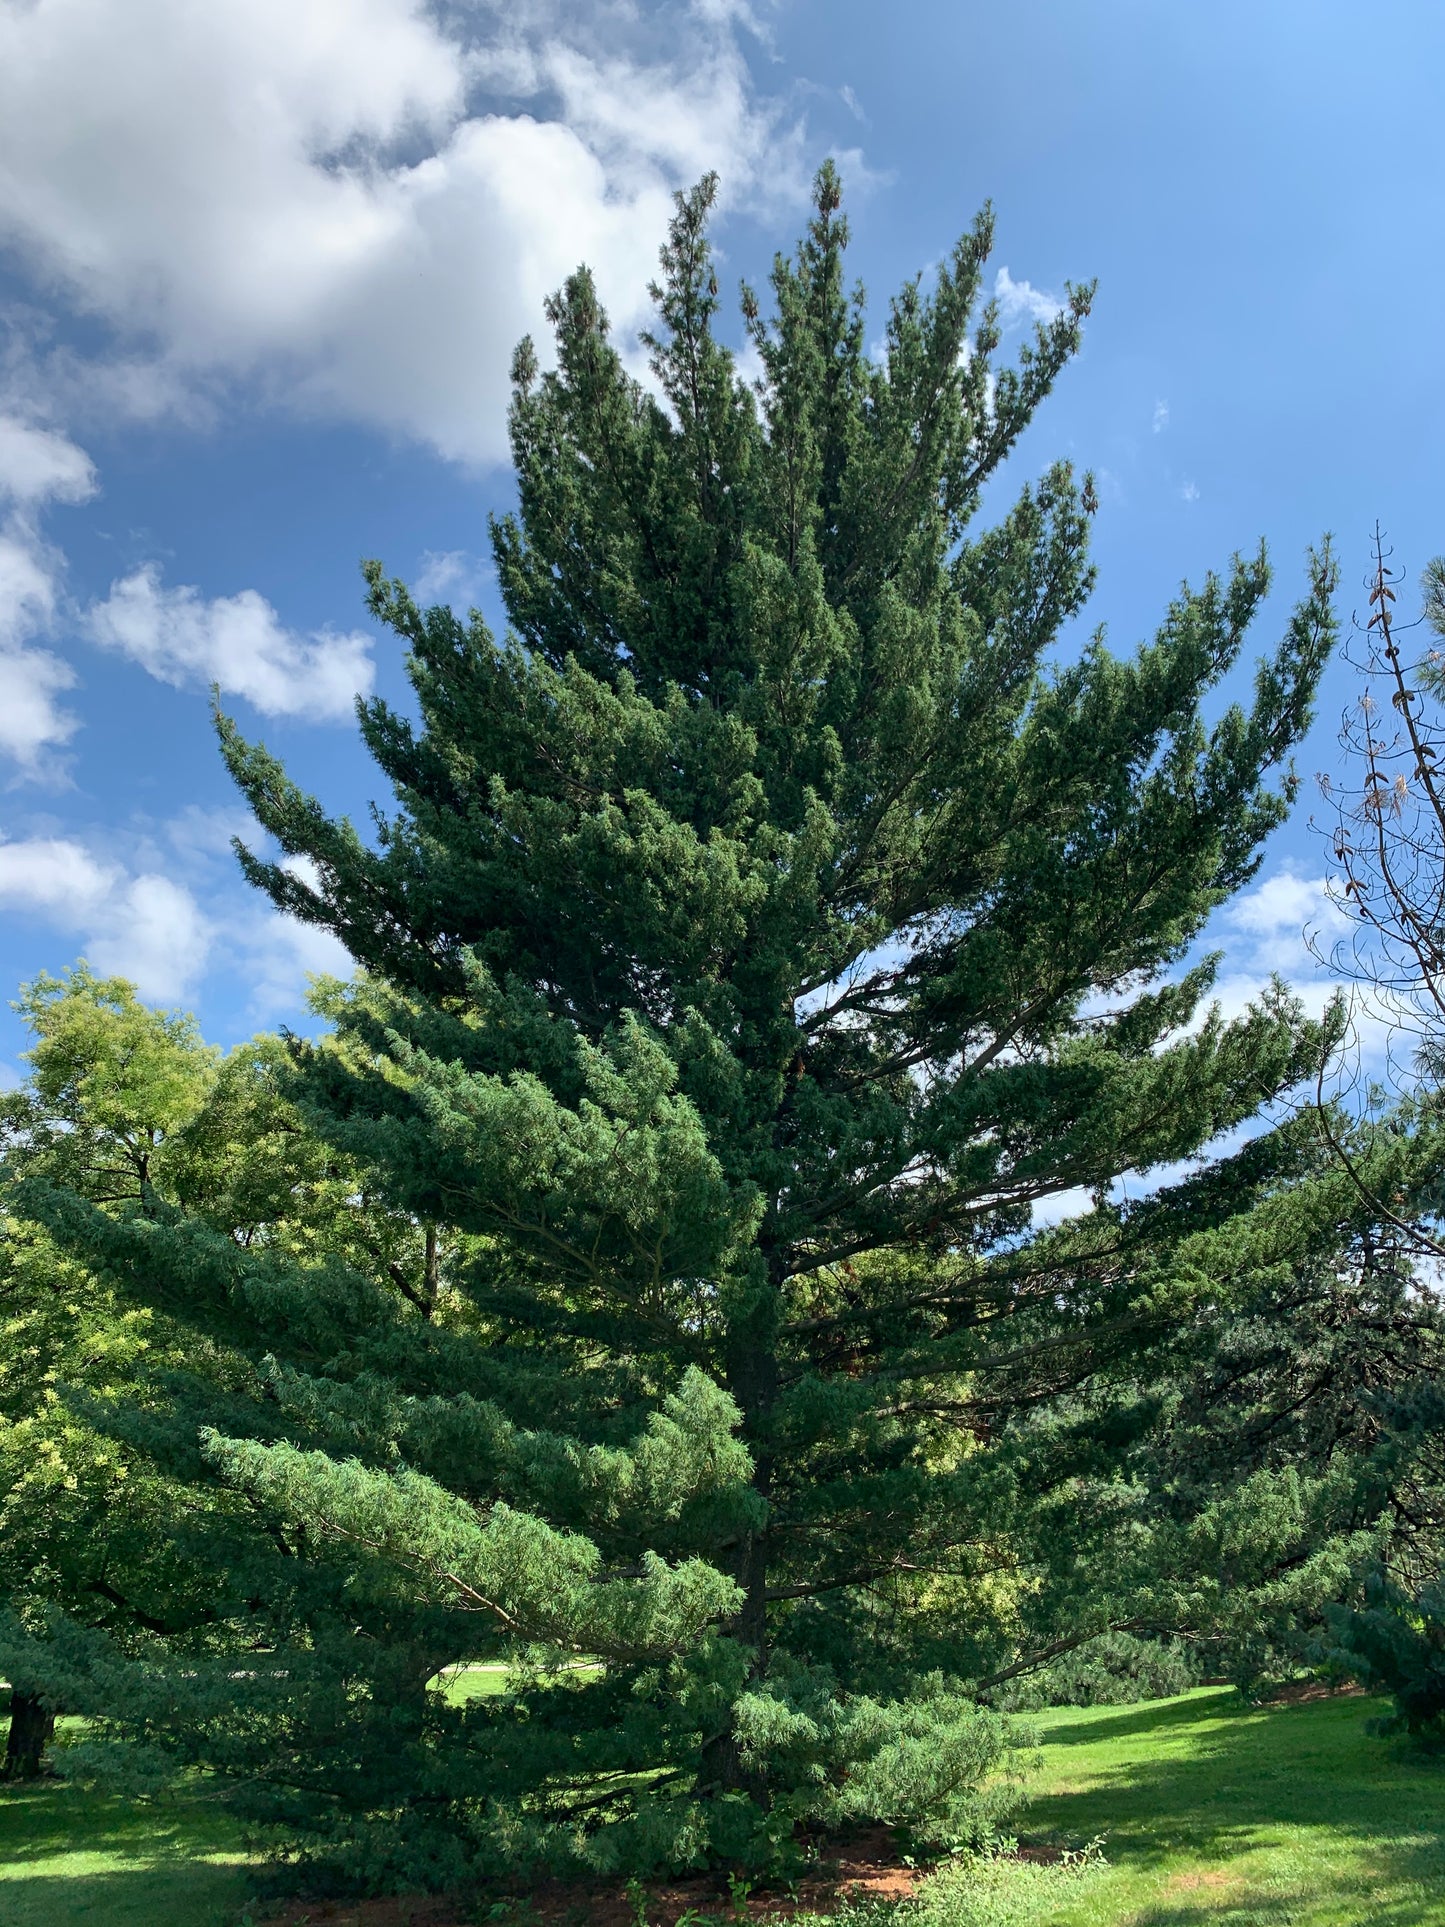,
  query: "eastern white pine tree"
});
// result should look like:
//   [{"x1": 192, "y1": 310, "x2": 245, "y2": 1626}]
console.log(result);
[{"x1": 14, "y1": 169, "x2": 1355, "y2": 1885}]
